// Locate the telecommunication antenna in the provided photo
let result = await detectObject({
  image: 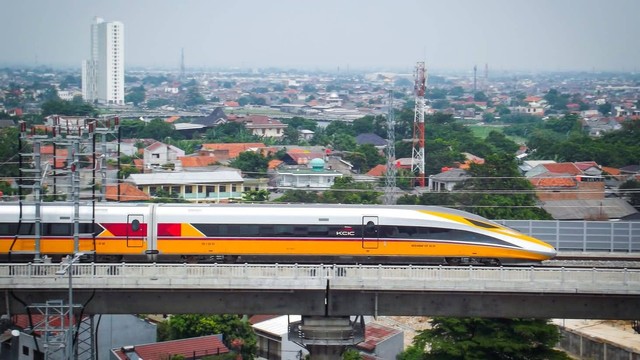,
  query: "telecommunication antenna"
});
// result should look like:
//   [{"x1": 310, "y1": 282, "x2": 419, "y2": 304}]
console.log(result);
[
  {"x1": 411, "y1": 62, "x2": 427, "y2": 187},
  {"x1": 180, "y1": 48, "x2": 185, "y2": 80},
  {"x1": 383, "y1": 90, "x2": 396, "y2": 205}
]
